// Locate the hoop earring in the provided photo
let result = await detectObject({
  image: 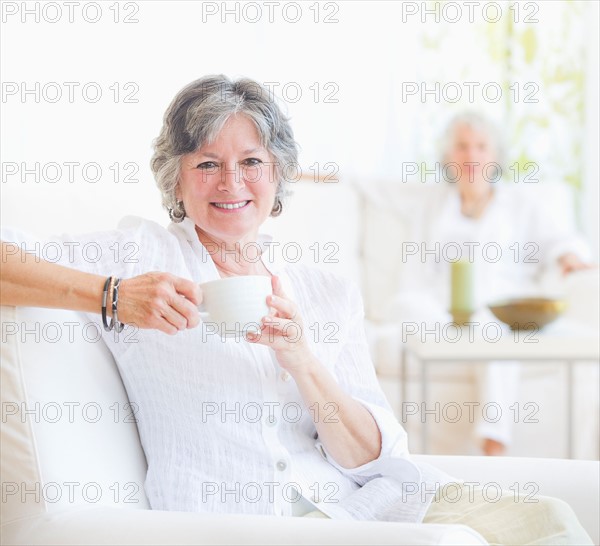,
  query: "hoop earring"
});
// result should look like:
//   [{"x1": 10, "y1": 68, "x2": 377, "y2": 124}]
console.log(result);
[
  {"x1": 169, "y1": 200, "x2": 186, "y2": 223},
  {"x1": 271, "y1": 198, "x2": 283, "y2": 217}
]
